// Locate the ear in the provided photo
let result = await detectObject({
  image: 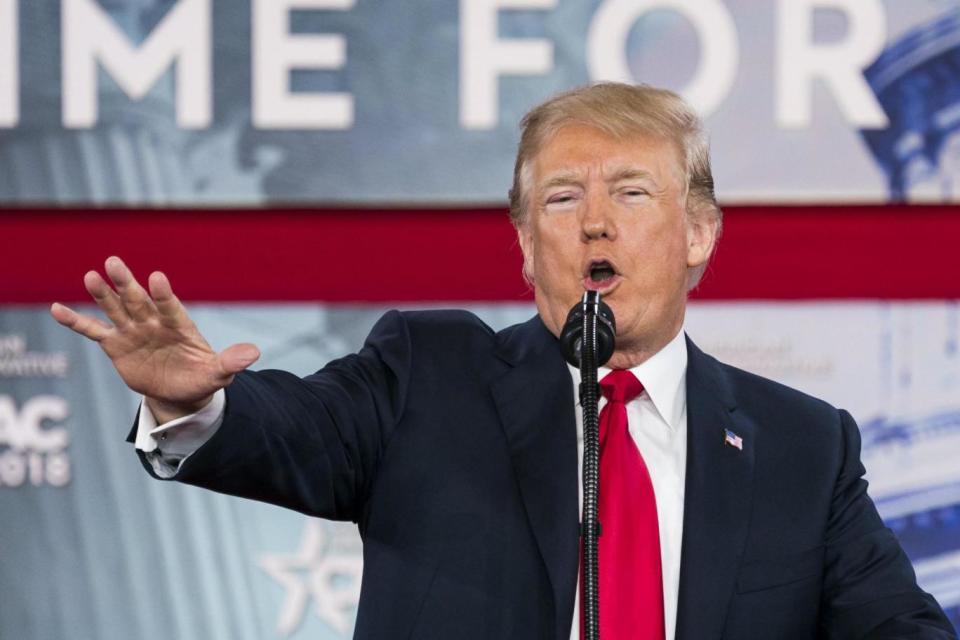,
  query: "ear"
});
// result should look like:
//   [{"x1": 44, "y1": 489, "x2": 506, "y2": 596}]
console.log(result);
[
  {"x1": 685, "y1": 212, "x2": 719, "y2": 270},
  {"x1": 516, "y1": 223, "x2": 536, "y2": 284}
]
